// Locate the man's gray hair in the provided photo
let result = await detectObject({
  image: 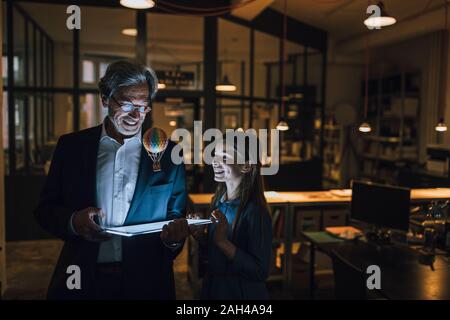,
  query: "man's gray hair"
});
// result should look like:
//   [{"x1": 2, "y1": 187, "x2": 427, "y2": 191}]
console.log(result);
[{"x1": 98, "y1": 60, "x2": 158, "y2": 101}]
